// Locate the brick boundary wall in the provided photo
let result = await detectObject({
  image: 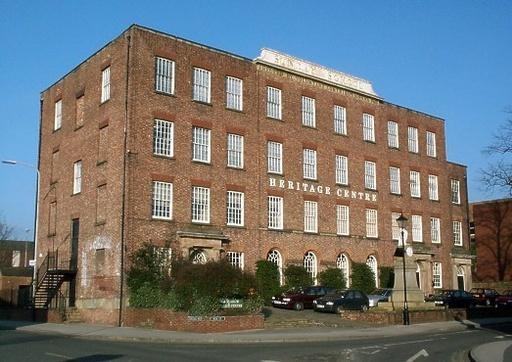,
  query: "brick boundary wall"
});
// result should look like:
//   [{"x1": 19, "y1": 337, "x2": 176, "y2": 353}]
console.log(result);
[
  {"x1": 123, "y1": 308, "x2": 264, "y2": 333},
  {"x1": 340, "y1": 309, "x2": 467, "y2": 325}
]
